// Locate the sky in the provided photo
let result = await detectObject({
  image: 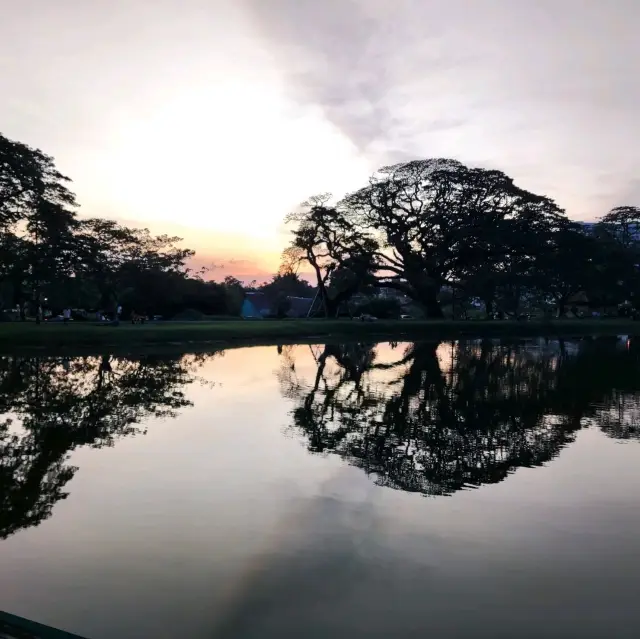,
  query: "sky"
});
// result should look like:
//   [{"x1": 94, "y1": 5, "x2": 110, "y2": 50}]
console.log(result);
[{"x1": 1, "y1": 0, "x2": 639, "y2": 281}]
